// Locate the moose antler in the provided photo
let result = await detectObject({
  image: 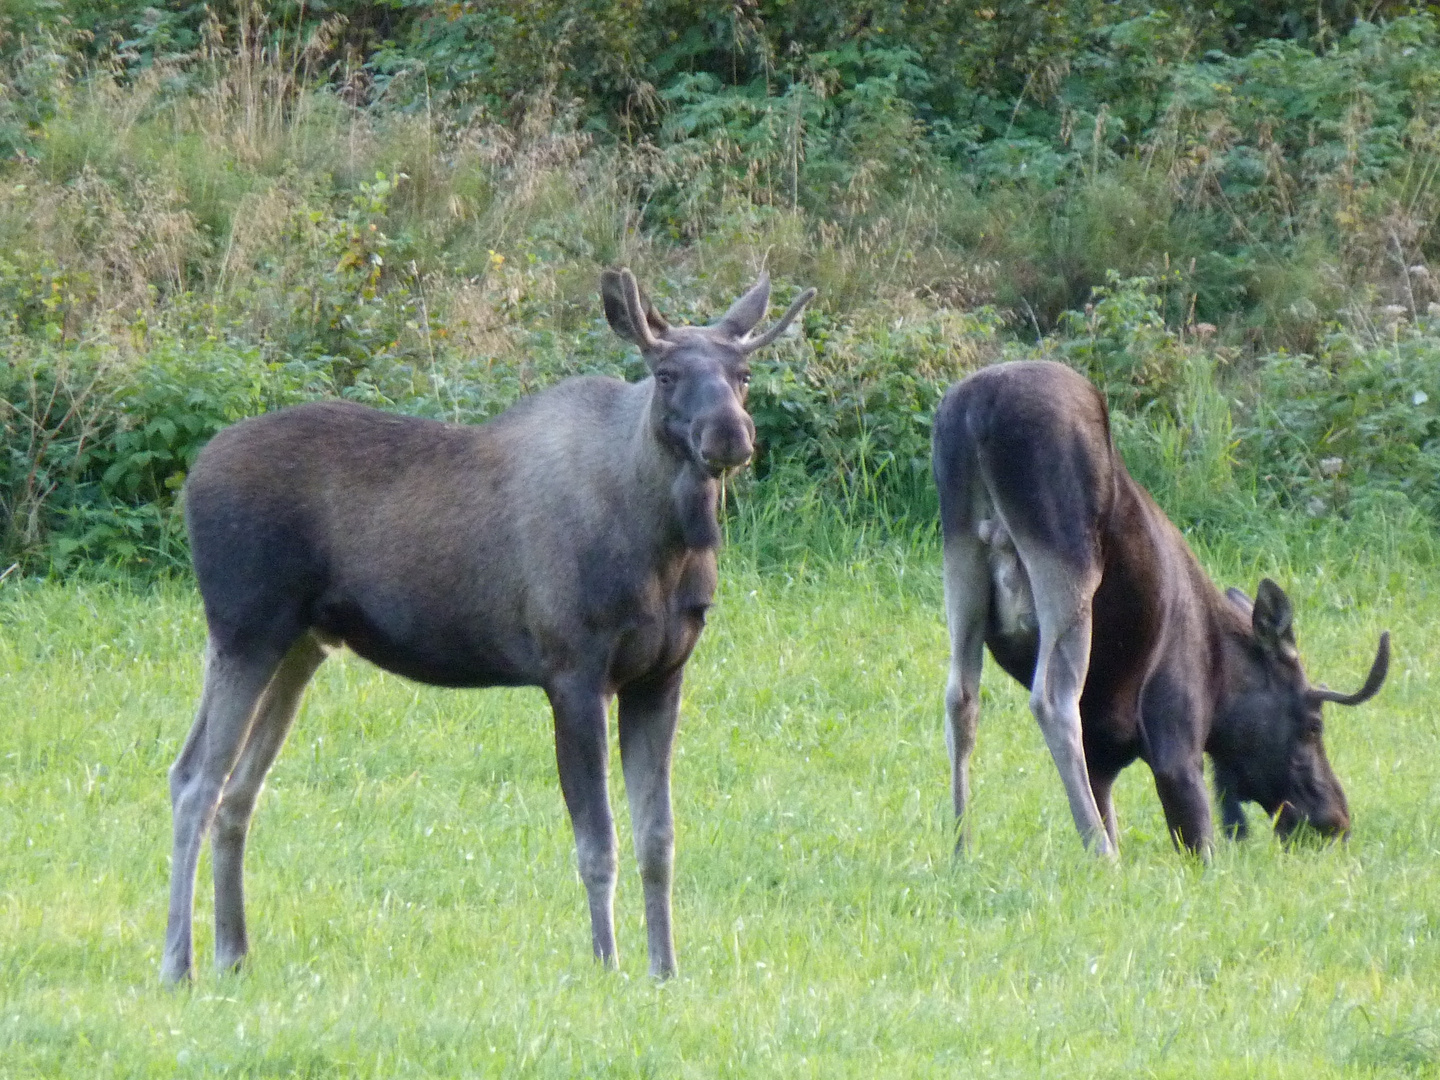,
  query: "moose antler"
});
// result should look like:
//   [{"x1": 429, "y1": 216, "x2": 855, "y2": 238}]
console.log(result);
[
  {"x1": 738, "y1": 286, "x2": 818, "y2": 355},
  {"x1": 1309, "y1": 632, "x2": 1390, "y2": 706}
]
